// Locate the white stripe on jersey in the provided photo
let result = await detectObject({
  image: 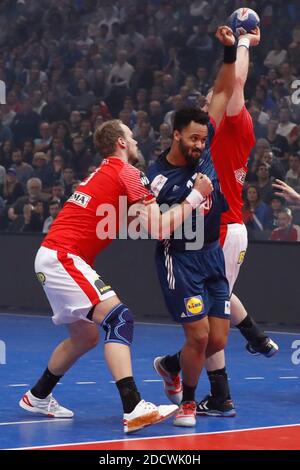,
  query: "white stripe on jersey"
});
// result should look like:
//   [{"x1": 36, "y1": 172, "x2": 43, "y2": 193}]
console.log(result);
[{"x1": 163, "y1": 240, "x2": 175, "y2": 289}]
